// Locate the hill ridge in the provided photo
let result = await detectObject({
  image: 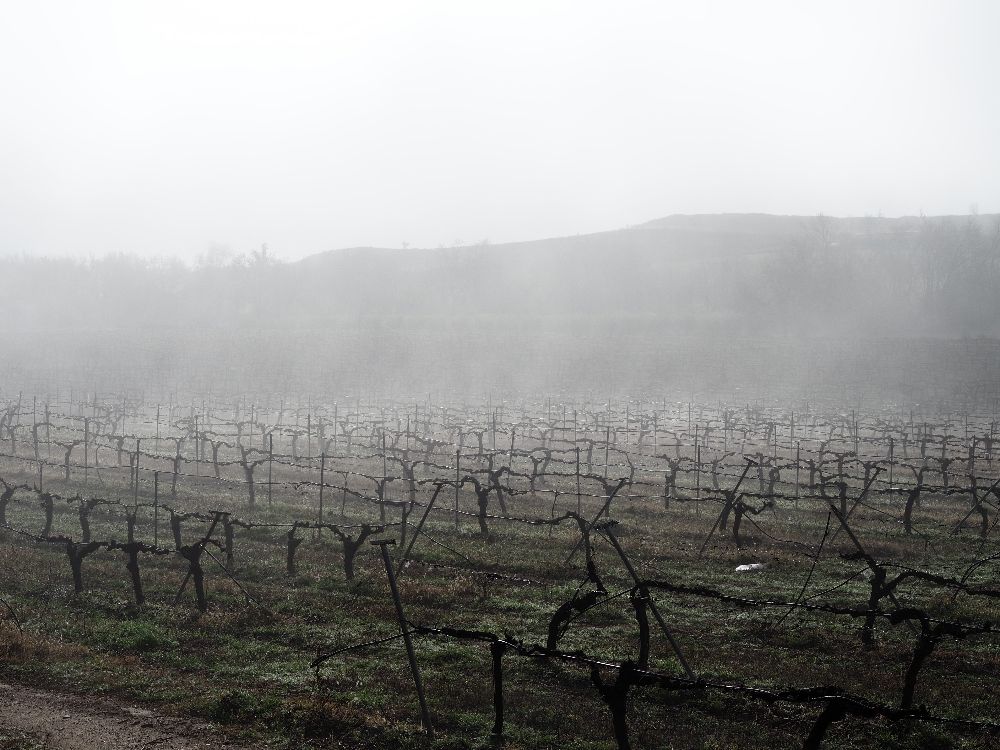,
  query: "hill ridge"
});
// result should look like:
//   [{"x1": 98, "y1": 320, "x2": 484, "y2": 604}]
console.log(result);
[{"x1": 299, "y1": 211, "x2": 999, "y2": 261}]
